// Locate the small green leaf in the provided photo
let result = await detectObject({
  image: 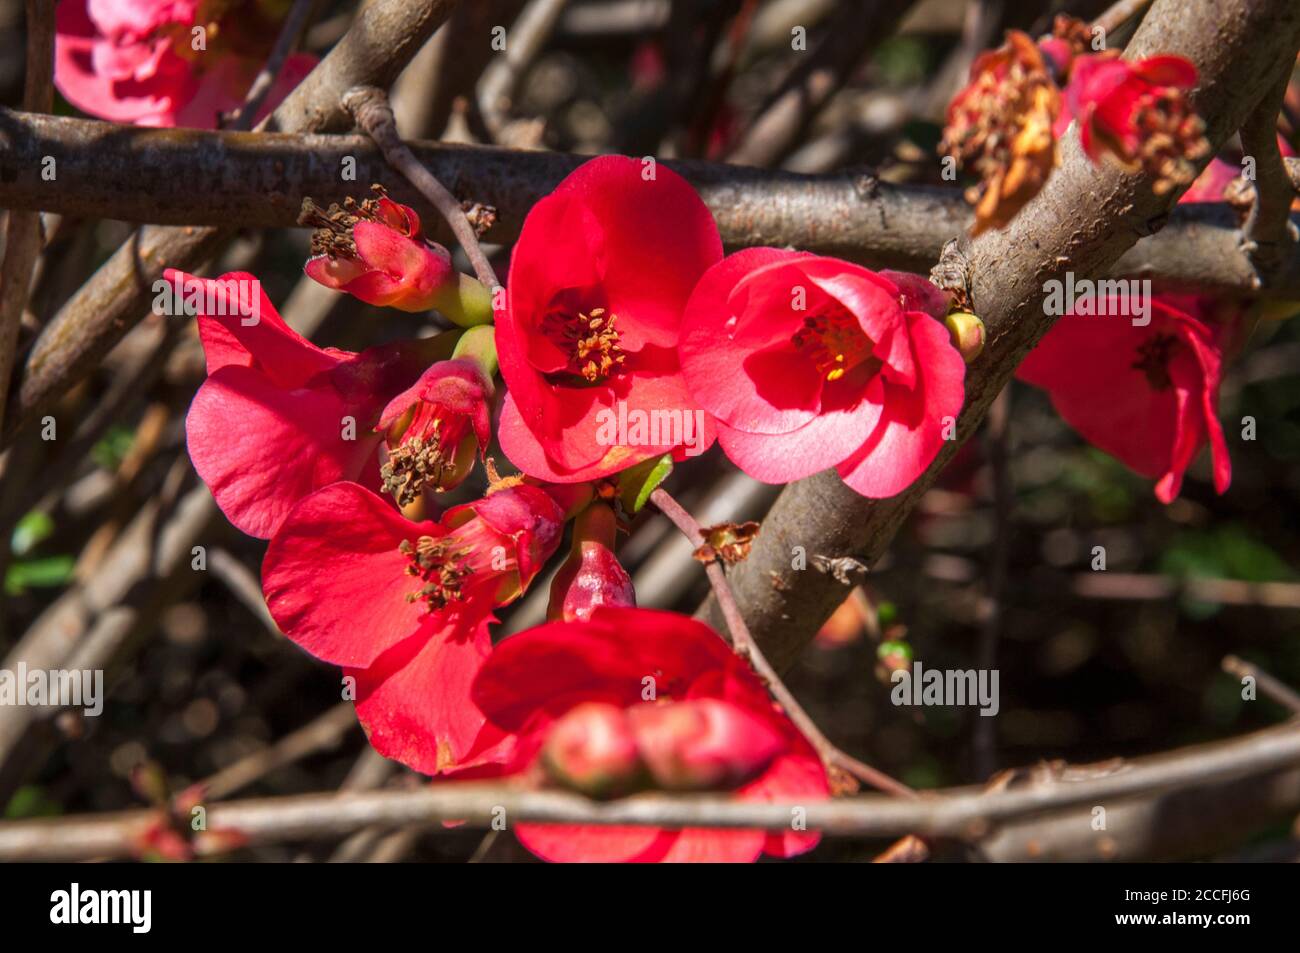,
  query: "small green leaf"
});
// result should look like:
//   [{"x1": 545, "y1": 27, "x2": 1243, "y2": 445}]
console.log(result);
[
  {"x1": 5, "y1": 555, "x2": 76, "y2": 595},
  {"x1": 11, "y1": 510, "x2": 54, "y2": 556},
  {"x1": 4, "y1": 785, "x2": 61, "y2": 820},
  {"x1": 92, "y1": 424, "x2": 134, "y2": 471},
  {"x1": 618, "y1": 453, "x2": 673, "y2": 514}
]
